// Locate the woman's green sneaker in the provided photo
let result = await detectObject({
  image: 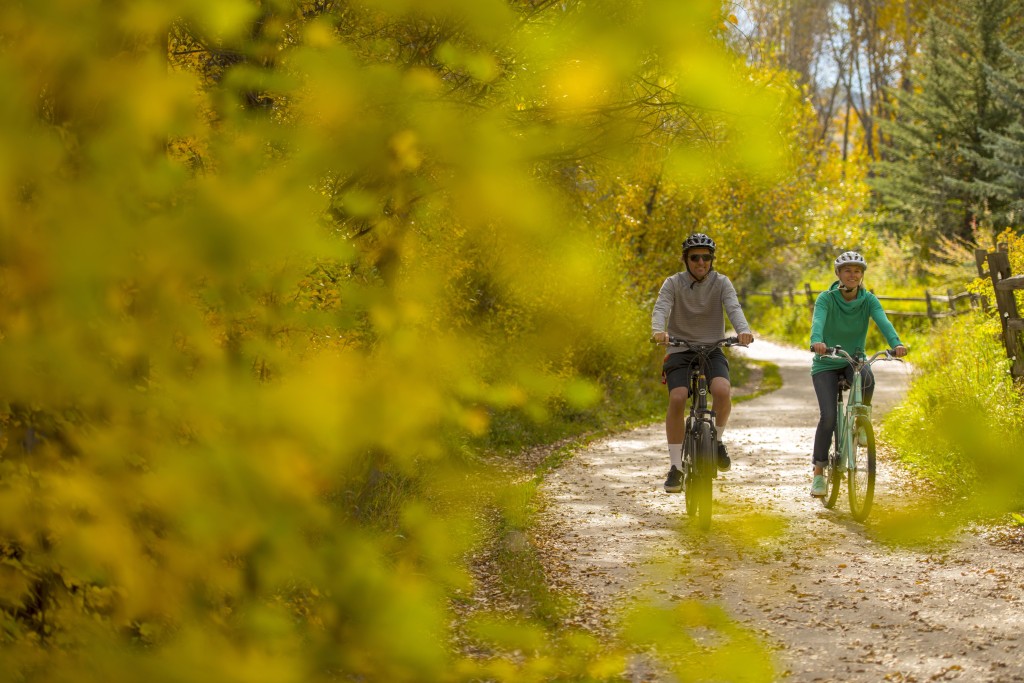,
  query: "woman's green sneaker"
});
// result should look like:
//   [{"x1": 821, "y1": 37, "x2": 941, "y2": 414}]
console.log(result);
[{"x1": 810, "y1": 474, "x2": 827, "y2": 497}]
